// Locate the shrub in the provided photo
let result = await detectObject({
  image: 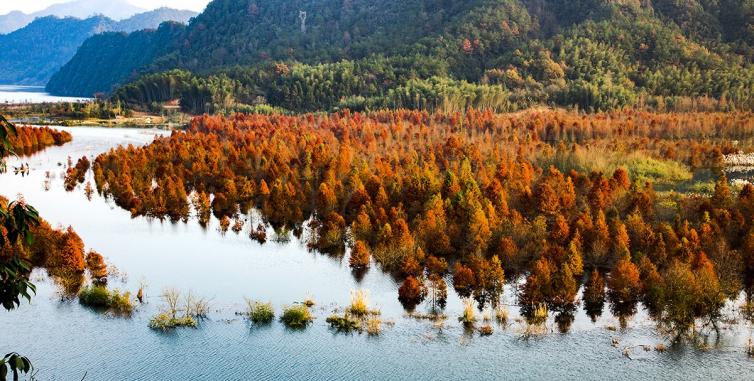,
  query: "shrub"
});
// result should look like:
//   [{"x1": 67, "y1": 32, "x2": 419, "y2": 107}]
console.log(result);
[
  {"x1": 479, "y1": 324, "x2": 493, "y2": 336},
  {"x1": 245, "y1": 299, "x2": 274, "y2": 324},
  {"x1": 78, "y1": 285, "x2": 110, "y2": 308},
  {"x1": 280, "y1": 305, "x2": 312, "y2": 328},
  {"x1": 366, "y1": 318, "x2": 382, "y2": 336},
  {"x1": 149, "y1": 312, "x2": 197, "y2": 330},
  {"x1": 148, "y1": 289, "x2": 207, "y2": 330},
  {"x1": 326, "y1": 314, "x2": 360, "y2": 332},
  {"x1": 185, "y1": 292, "x2": 210, "y2": 319},
  {"x1": 348, "y1": 290, "x2": 369, "y2": 316},
  {"x1": 109, "y1": 290, "x2": 134, "y2": 314},
  {"x1": 459, "y1": 299, "x2": 477, "y2": 326},
  {"x1": 78, "y1": 285, "x2": 133, "y2": 314}
]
